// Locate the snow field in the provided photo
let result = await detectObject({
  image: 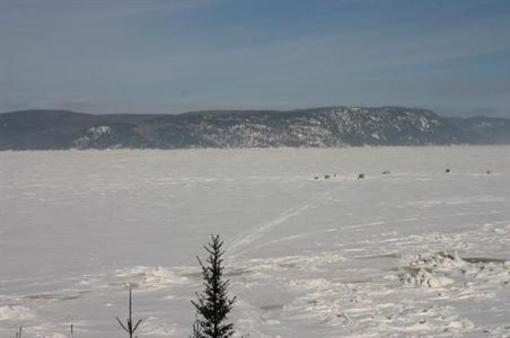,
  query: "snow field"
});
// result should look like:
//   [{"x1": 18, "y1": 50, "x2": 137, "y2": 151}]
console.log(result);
[{"x1": 0, "y1": 146, "x2": 509, "y2": 337}]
